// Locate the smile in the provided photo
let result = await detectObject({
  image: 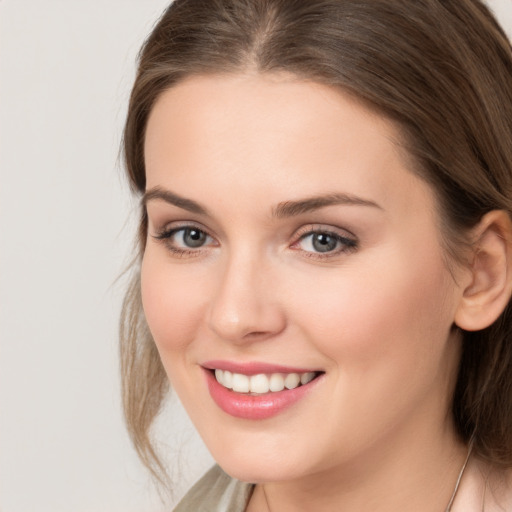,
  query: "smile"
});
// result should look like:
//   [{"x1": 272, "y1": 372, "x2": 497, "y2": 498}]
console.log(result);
[
  {"x1": 214, "y1": 369, "x2": 317, "y2": 394},
  {"x1": 202, "y1": 362, "x2": 324, "y2": 420}
]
